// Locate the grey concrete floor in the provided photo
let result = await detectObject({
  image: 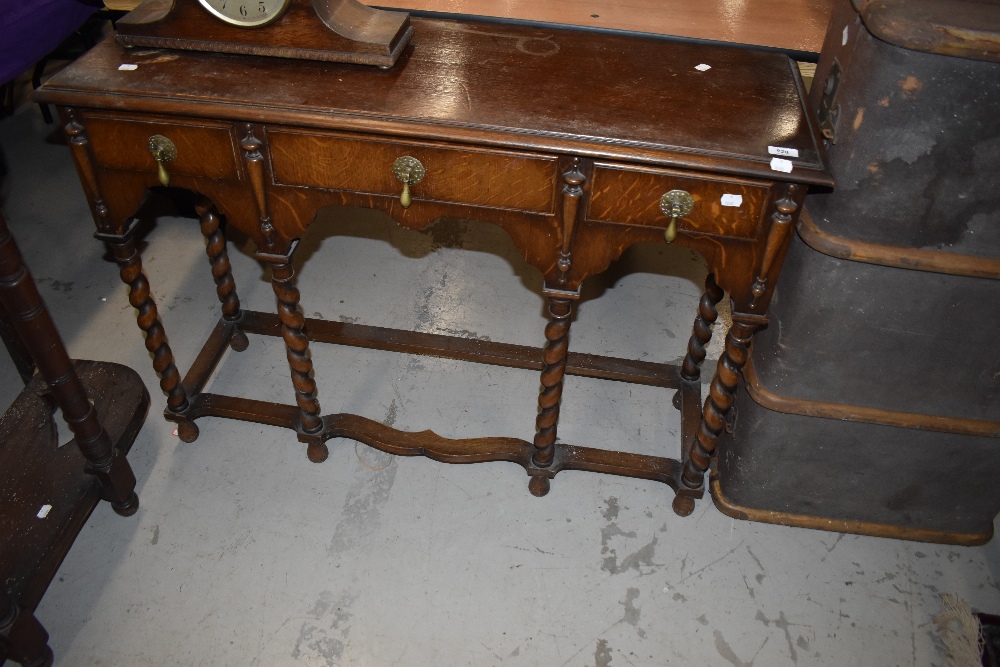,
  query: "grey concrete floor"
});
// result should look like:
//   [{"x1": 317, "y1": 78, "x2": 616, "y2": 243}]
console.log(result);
[{"x1": 1, "y1": 102, "x2": 998, "y2": 667}]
